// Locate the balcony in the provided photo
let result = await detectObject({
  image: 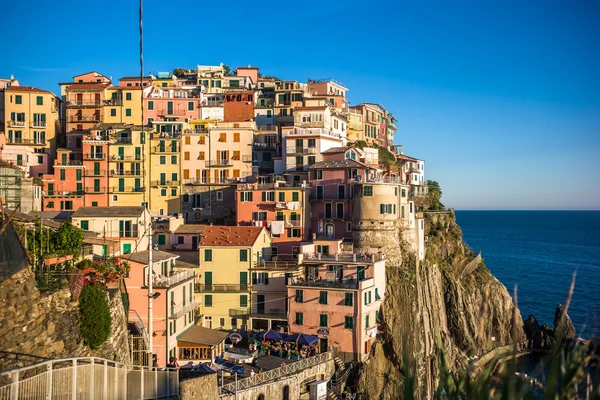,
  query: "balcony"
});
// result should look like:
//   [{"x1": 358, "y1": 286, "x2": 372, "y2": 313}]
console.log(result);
[
  {"x1": 254, "y1": 254, "x2": 301, "y2": 269},
  {"x1": 254, "y1": 161, "x2": 275, "y2": 169},
  {"x1": 8, "y1": 120, "x2": 26, "y2": 127},
  {"x1": 69, "y1": 114, "x2": 101, "y2": 123},
  {"x1": 196, "y1": 284, "x2": 248, "y2": 292},
  {"x1": 192, "y1": 127, "x2": 209, "y2": 134},
  {"x1": 286, "y1": 146, "x2": 316, "y2": 155},
  {"x1": 6, "y1": 138, "x2": 46, "y2": 146},
  {"x1": 289, "y1": 276, "x2": 374, "y2": 290},
  {"x1": 31, "y1": 121, "x2": 47, "y2": 128},
  {"x1": 43, "y1": 190, "x2": 84, "y2": 198},
  {"x1": 145, "y1": 269, "x2": 195, "y2": 289},
  {"x1": 152, "y1": 132, "x2": 182, "y2": 140},
  {"x1": 151, "y1": 180, "x2": 179, "y2": 187},
  {"x1": 85, "y1": 186, "x2": 106, "y2": 194},
  {"x1": 170, "y1": 299, "x2": 201, "y2": 320},
  {"x1": 302, "y1": 252, "x2": 383, "y2": 264},
  {"x1": 250, "y1": 309, "x2": 287, "y2": 320},
  {"x1": 200, "y1": 101, "x2": 223, "y2": 107},
  {"x1": 83, "y1": 153, "x2": 106, "y2": 160},
  {"x1": 114, "y1": 137, "x2": 133, "y2": 145},
  {"x1": 318, "y1": 213, "x2": 348, "y2": 220},
  {"x1": 110, "y1": 154, "x2": 143, "y2": 161},
  {"x1": 283, "y1": 127, "x2": 343, "y2": 139},
  {"x1": 103, "y1": 99, "x2": 123, "y2": 106},
  {"x1": 119, "y1": 229, "x2": 139, "y2": 238},
  {"x1": 253, "y1": 142, "x2": 277, "y2": 150},
  {"x1": 109, "y1": 186, "x2": 145, "y2": 193},
  {"x1": 258, "y1": 124, "x2": 277, "y2": 132},
  {"x1": 152, "y1": 145, "x2": 179, "y2": 153},
  {"x1": 85, "y1": 170, "x2": 106, "y2": 176},
  {"x1": 55, "y1": 159, "x2": 83, "y2": 166},
  {"x1": 67, "y1": 100, "x2": 102, "y2": 107},
  {"x1": 111, "y1": 170, "x2": 142, "y2": 177},
  {"x1": 183, "y1": 177, "x2": 239, "y2": 185},
  {"x1": 229, "y1": 308, "x2": 251, "y2": 317},
  {"x1": 205, "y1": 159, "x2": 233, "y2": 167},
  {"x1": 242, "y1": 155, "x2": 253, "y2": 163}
]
